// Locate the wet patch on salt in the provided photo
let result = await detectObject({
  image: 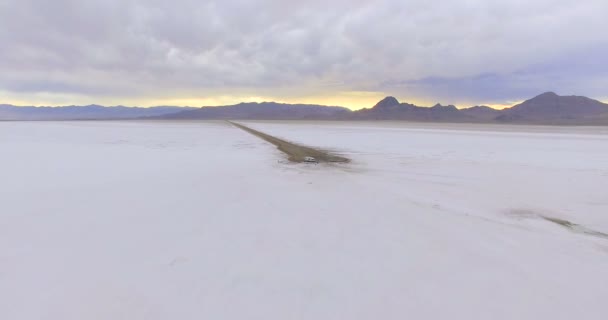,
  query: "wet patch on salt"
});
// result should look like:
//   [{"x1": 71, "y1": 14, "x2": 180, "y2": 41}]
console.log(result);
[{"x1": 507, "y1": 209, "x2": 608, "y2": 240}]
